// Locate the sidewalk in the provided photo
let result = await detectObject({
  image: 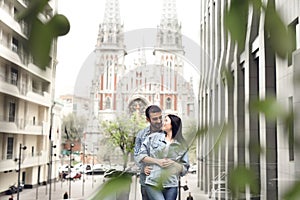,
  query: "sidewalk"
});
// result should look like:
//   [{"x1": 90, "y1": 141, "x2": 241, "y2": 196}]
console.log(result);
[
  {"x1": 130, "y1": 173, "x2": 209, "y2": 200},
  {"x1": 0, "y1": 174, "x2": 102, "y2": 200},
  {"x1": 179, "y1": 173, "x2": 209, "y2": 200},
  {"x1": 0, "y1": 173, "x2": 209, "y2": 200}
]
